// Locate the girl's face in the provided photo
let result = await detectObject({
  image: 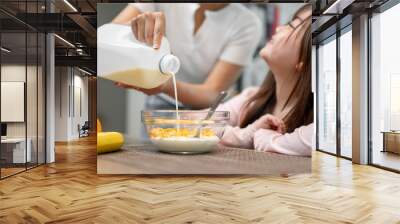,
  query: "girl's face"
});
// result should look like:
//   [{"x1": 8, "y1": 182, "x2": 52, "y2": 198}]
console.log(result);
[{"x1": 260, "y1": 9, "x2": 311, "y2": 73}]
